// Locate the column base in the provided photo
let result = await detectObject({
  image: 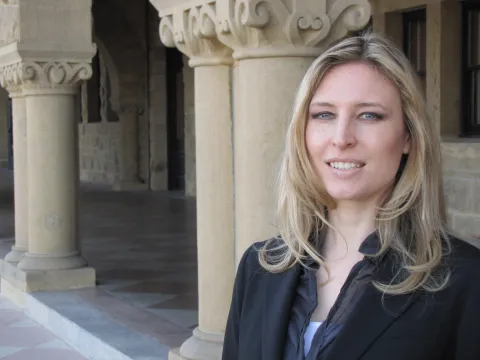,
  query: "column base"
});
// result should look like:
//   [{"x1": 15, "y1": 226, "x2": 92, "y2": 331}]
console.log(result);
[
  {"x1": 169, "y1": 327, "x2": 224, "y2": 360},
  {"x1": 112, "y1": 180, "x2": 148, "y2": 191},
  {"x1": 18, "y1": 252, "x2": 88, "y2": 271},
  {"x1": 0, "y1": 259, "x2": 95, "y2": 293},
  {"x1": 4, "y1": 245, "x2": 27, "y2": 264}
]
